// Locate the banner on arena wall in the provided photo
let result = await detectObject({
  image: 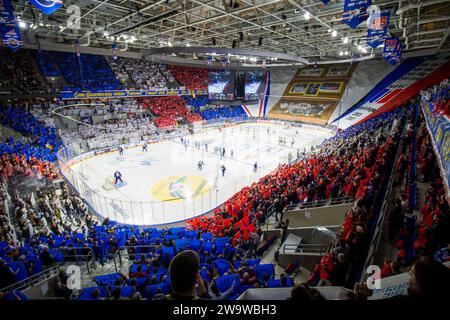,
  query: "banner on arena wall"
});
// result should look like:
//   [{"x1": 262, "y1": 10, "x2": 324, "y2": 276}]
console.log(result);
[
  {"x1": 367, "y1": 11, "x2": 390, "y2": 49},
  {"x1": 28, "y1": 0, "x2": 63, "y2": 15},
  {"x1": 342, "y1": 0, "x2": 372, "y2": 29},
  {"x1": 60, "y1": 89, "x2": 209, "y2": 100}
]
